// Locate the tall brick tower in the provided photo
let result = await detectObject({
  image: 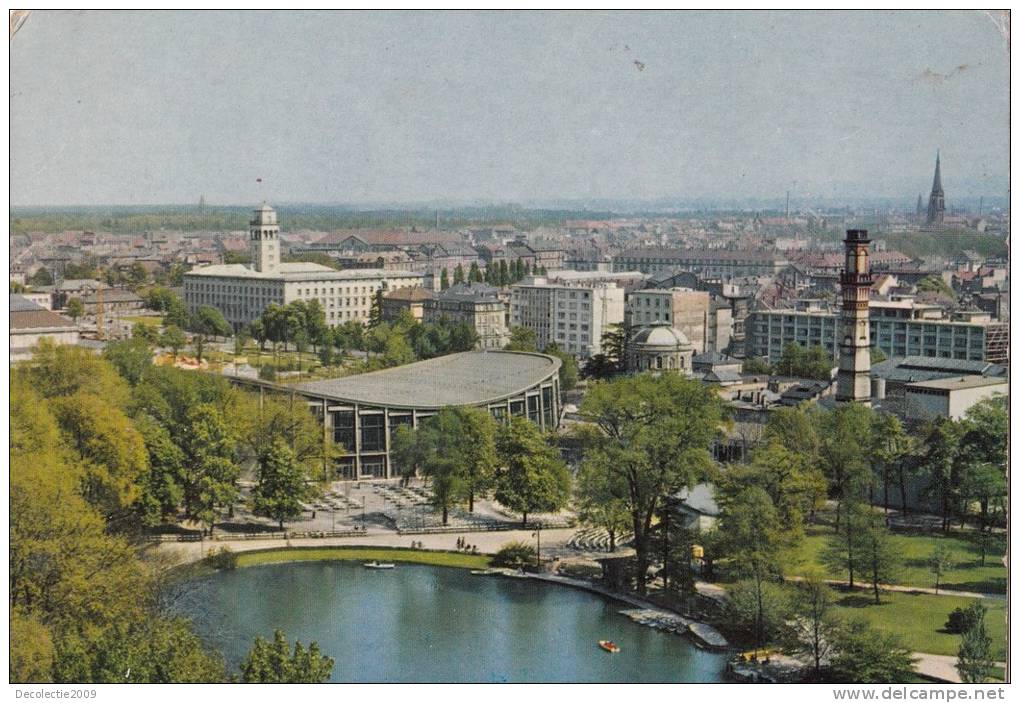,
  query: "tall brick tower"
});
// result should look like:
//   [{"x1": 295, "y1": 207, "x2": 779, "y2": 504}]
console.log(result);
[{"x1": 836, "y1": 229, "x2": 872, "y2": 404}]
